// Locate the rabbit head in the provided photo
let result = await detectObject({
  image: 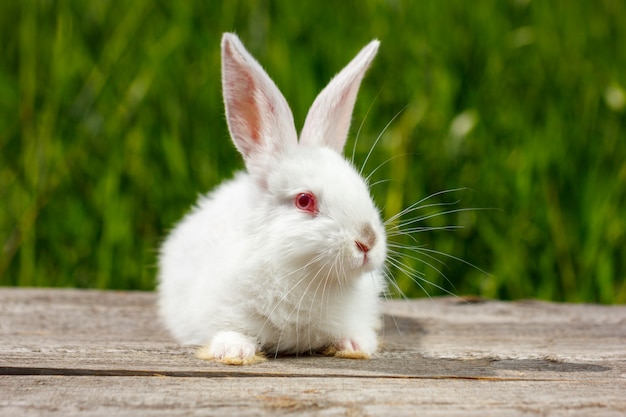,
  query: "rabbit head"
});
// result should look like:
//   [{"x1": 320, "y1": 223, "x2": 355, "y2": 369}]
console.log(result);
[{"x1": 220, "y1": 33, "x2": 385, "y2": 281}]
